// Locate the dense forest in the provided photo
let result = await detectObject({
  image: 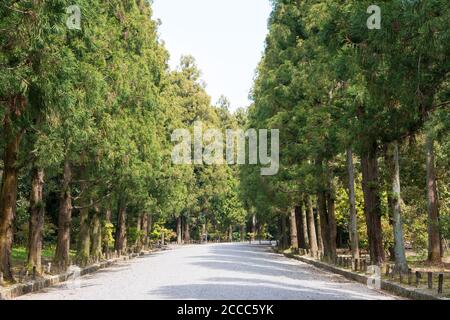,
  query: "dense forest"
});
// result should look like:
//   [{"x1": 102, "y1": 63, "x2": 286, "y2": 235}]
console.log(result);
[
  {"x1": 0, "y1": 0, "x2": 448, "y2": 285},
  {"x1": 244, "y1": 0, "x2": 449, "y2": 273}
]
